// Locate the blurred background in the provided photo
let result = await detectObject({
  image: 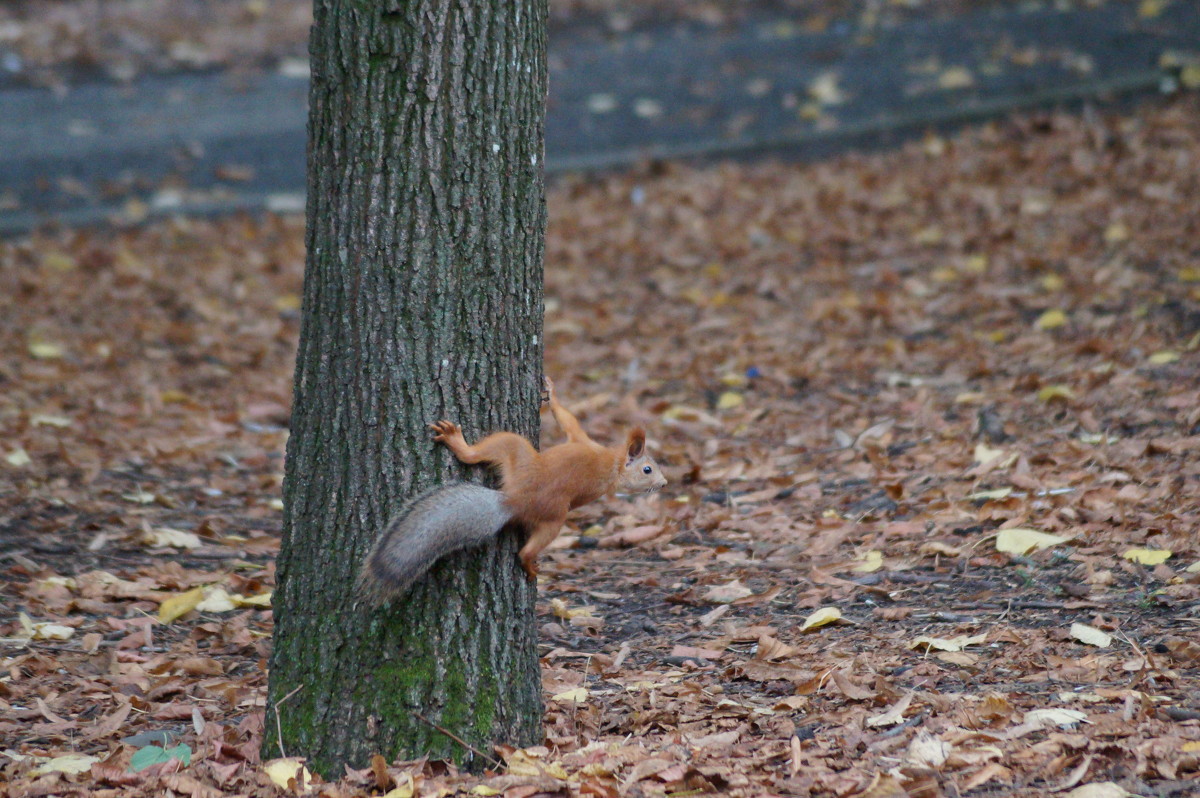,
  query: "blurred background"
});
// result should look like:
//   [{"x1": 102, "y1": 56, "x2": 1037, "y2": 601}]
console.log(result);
[{"x1": 1, "y1": 0, "x2": 1198, "y2": 233}]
